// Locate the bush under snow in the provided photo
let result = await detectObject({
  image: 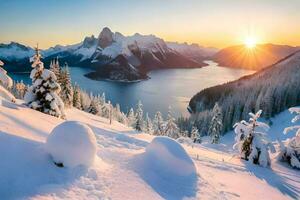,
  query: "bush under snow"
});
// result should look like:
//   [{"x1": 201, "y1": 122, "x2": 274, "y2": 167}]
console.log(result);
[
  {"x1": 134, "y1": 136, "x2": 197, "y2": 199},
  {"x1": 278, "y1": 107, "x2": 300, "y2": 168},
  {"x1": 46, "y1": 121, "x2": 97, "y2": 168}
]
